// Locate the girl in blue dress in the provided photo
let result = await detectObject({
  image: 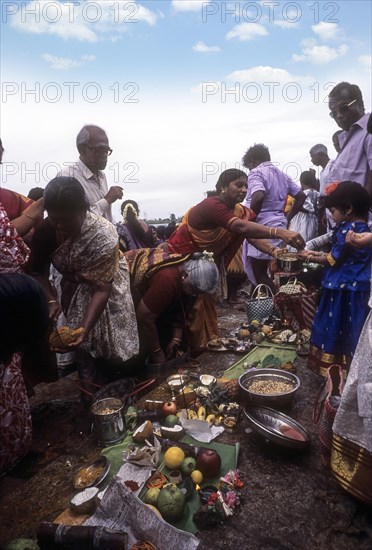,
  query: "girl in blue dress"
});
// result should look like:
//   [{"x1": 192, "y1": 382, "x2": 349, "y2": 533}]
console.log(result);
[{"x1": 299, "y1": 181, "x2": 372, "y2": 377}]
